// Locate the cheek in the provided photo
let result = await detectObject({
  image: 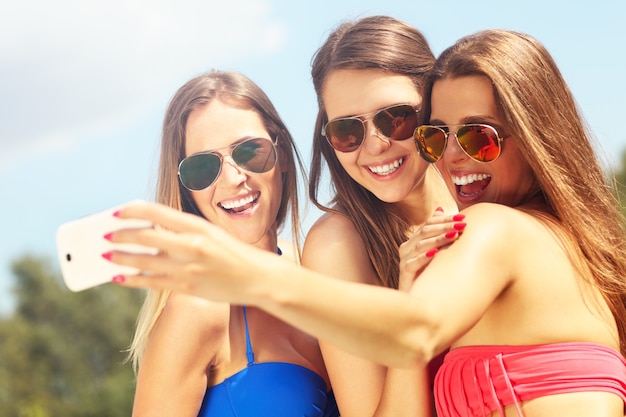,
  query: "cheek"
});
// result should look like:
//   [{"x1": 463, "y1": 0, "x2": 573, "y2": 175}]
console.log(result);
[
  {"x1": 334, "y1": 151, "x2": 358, "y2": 172},
  {"x1": 190, "y1": 188, "x2": 218, "y2": 214},
  {"x1": 435, "y1": 161, "x2": 455, "y2": 191}
]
